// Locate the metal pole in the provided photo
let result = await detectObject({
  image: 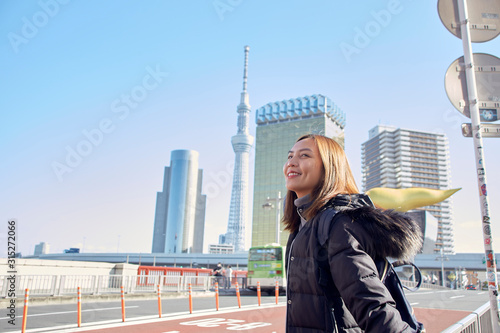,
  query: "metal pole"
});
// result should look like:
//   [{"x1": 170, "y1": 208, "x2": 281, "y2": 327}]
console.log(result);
[
  {"x1": 441, "y1": 248, "x2": 446, "y2": 288},
  {"x1": 457, "y1": 0, "x2": 500, "y2": 329},
  {"x1": 275, "y1": 191, "x2": 282, "y2": 244}
]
